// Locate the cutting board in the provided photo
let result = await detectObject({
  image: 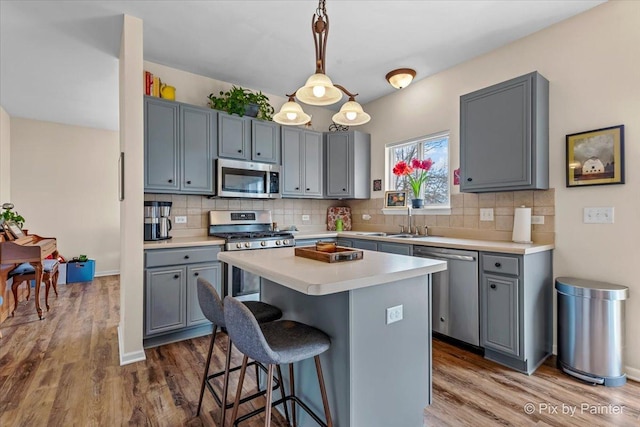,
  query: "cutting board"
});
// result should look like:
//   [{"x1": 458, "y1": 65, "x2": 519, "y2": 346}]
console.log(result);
[{"x1": 327, "y1": 207, "x2": 352, "y2": 231}]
